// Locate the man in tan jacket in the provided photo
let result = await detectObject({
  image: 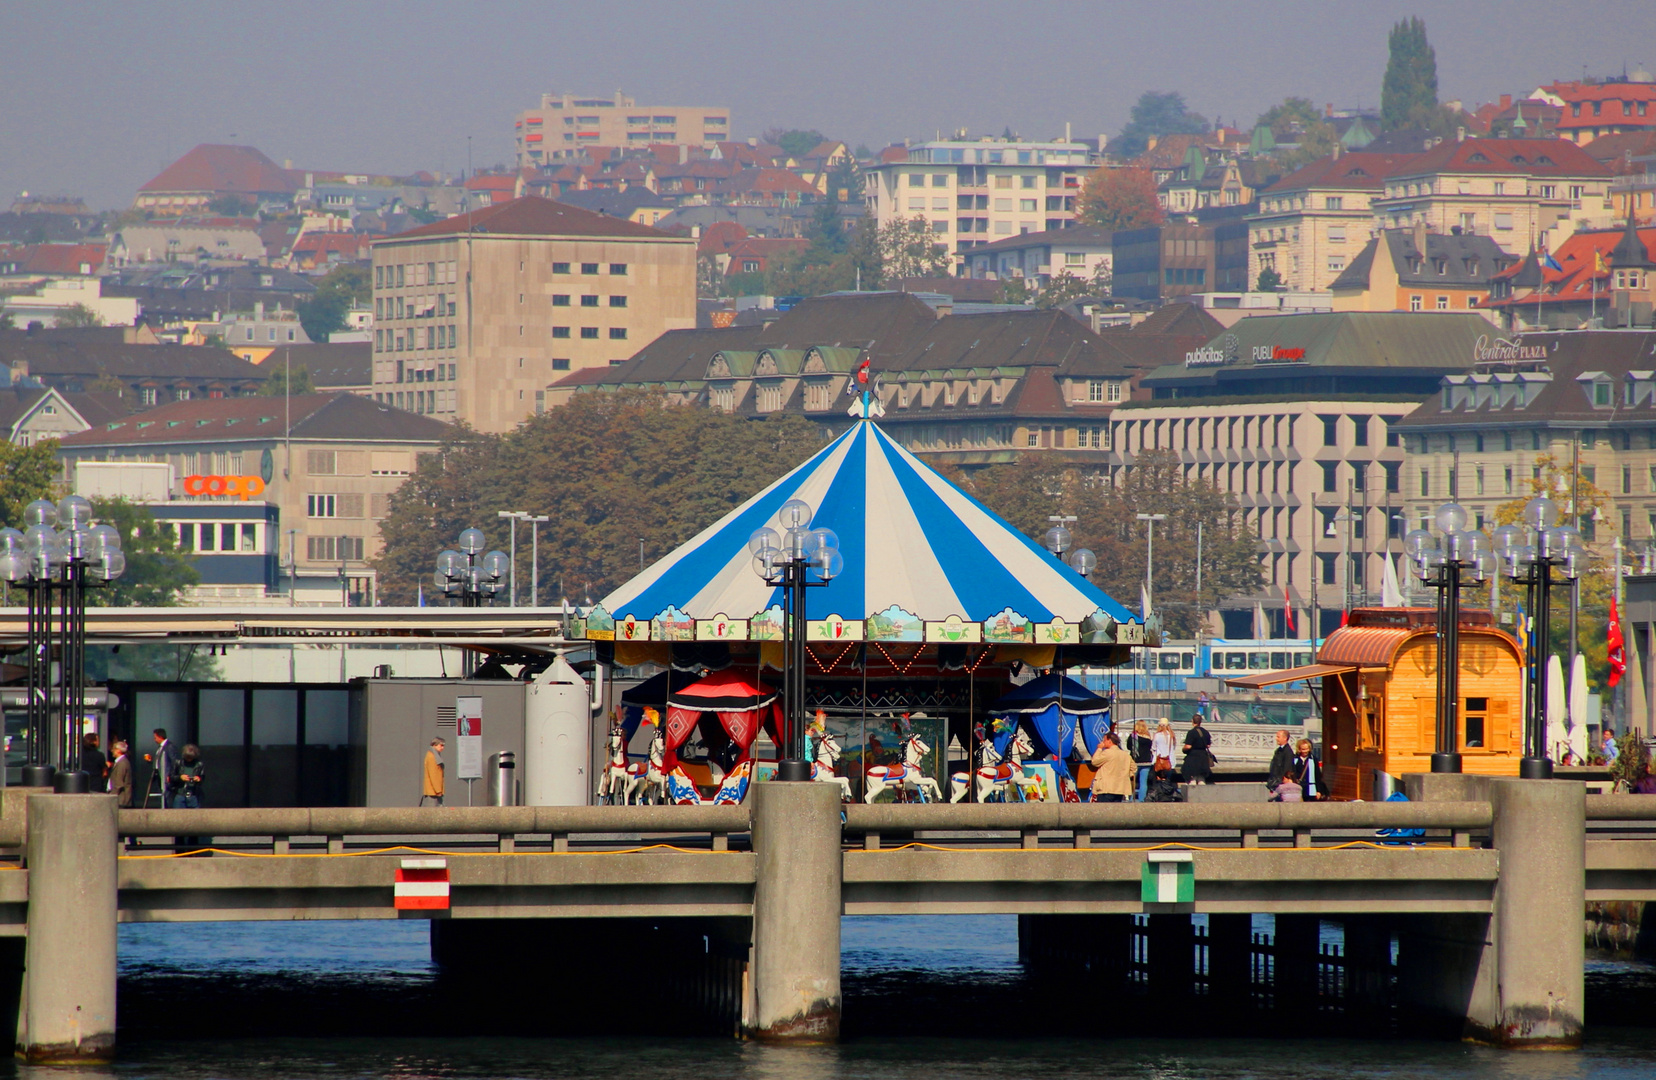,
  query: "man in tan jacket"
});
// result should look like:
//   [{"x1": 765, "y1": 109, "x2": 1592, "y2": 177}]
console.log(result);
[
  {"x1": 421, "y1": 737, "x2": 446, "y2": 806},
  {"x1": 1089, "y1": 731, "x2": 1134, "y2": 803}
]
